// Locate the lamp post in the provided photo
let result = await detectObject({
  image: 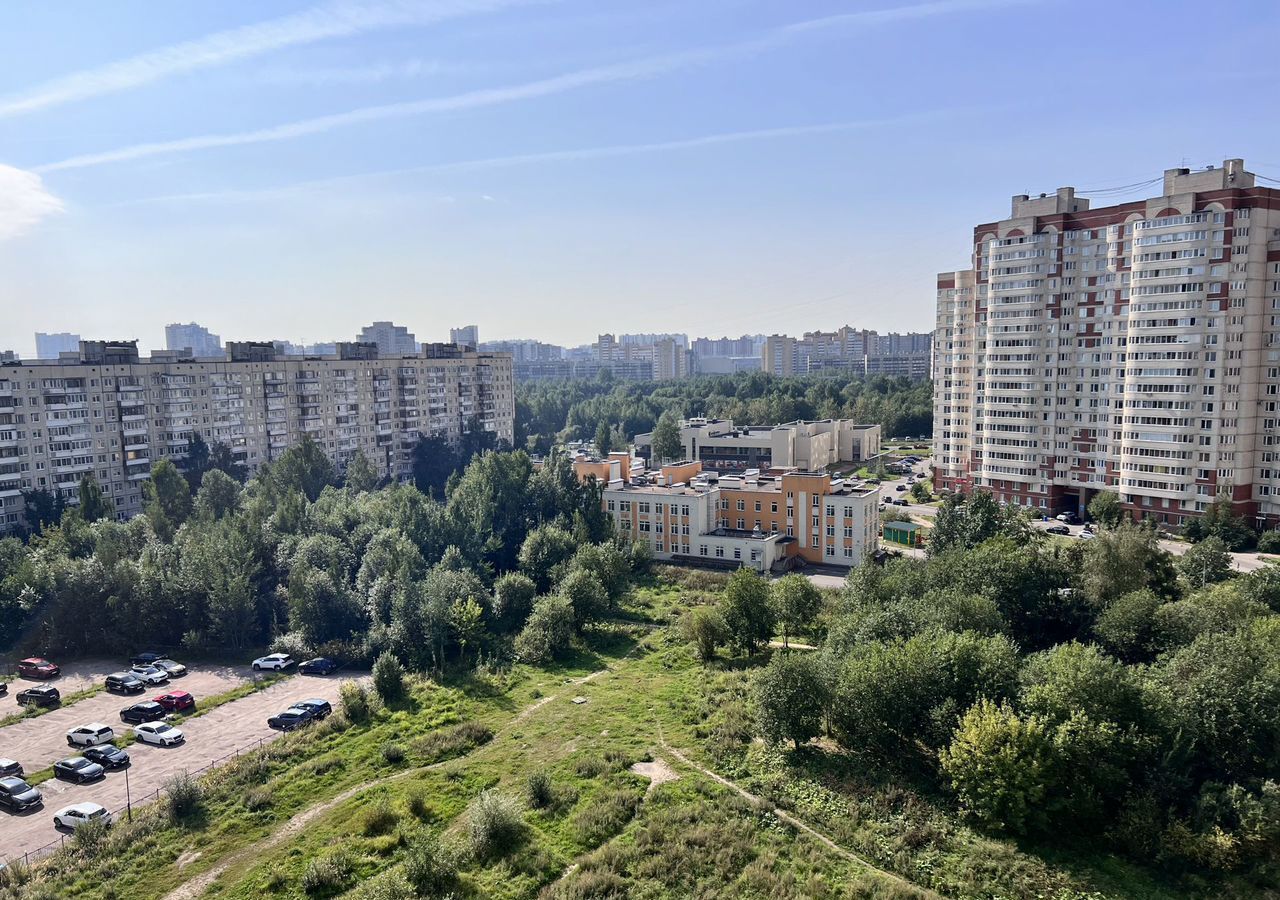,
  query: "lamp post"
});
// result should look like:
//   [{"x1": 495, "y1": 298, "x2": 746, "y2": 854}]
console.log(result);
[{"x1": 124, "y1": 762, "x2": 132, "y2": 823}]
